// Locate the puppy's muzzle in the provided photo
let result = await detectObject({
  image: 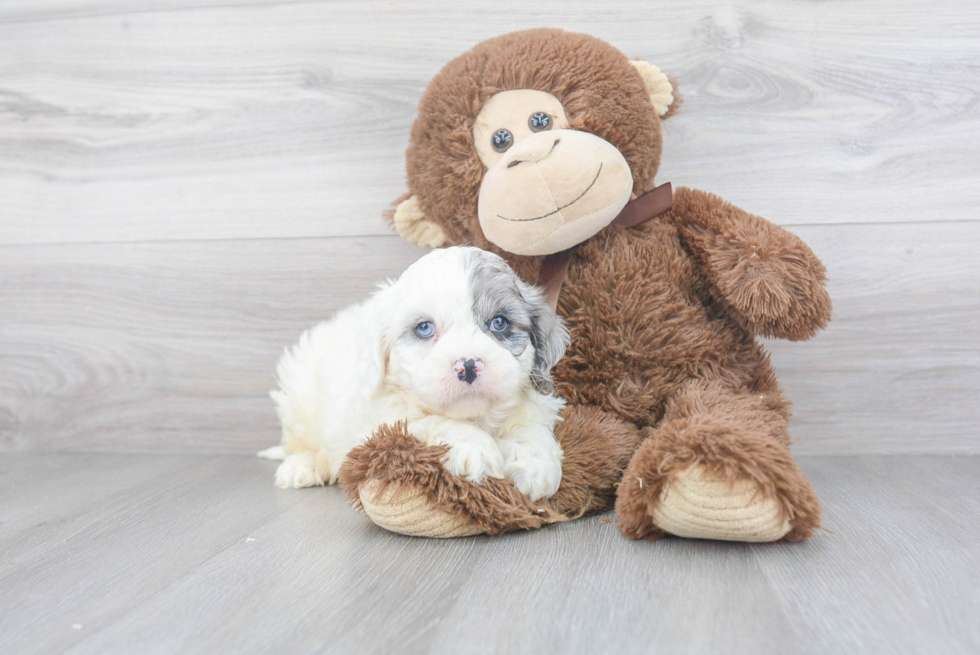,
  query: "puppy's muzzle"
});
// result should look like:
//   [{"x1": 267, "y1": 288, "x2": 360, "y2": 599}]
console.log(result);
[{"x1": 453, "y1": 358, "x2": 483, "y2": 385}]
